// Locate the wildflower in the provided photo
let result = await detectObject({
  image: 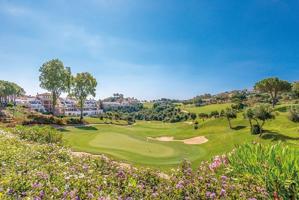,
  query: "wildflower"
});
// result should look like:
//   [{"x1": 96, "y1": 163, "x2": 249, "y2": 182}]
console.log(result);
[
  {"x1": 87, "y1": 193, "x2": 94, "y2": 199},
  {"x1": 32, "y1": 182, "x2": 42, "y2": 188},
  {"x1": 206, "y1": 191, "x2": 211, "y2": 198},
  {"x1": 7, "y1": 188, "x2": 14, "y2": 195},
  {"x1": 221, "y1": 175, "x2": 228, "y2": 181},
  {"x1": 21, "y1": 191, "x2": 27, "y2": 197},
  {"x1": 117, "y1": 170, "x2": 126, "y2": 179},
  {"x1": 176, "y1": 180, "x2": 184, "y2": 189},
  {"x1": 70, "y1": 190, "x2": 77, "y2": 198},
  {"x1": 39, "y1": 190, "x2": 45, "y2": 198},
  {"x1": 209, "y1": 192, "x2": 216, "y2": 199},
  {"x1": 52, "y1": 187, "x2": 59, "y2": 193},
  {"x1": 152, "y1": 192, "x2": 158, "y2": 198},
  {"x1": 83, "y1": 164, "x2": 89, "y2": 171},
  {"x1": 220, "y1": 189, "x2": 226, "y2": 196}
]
